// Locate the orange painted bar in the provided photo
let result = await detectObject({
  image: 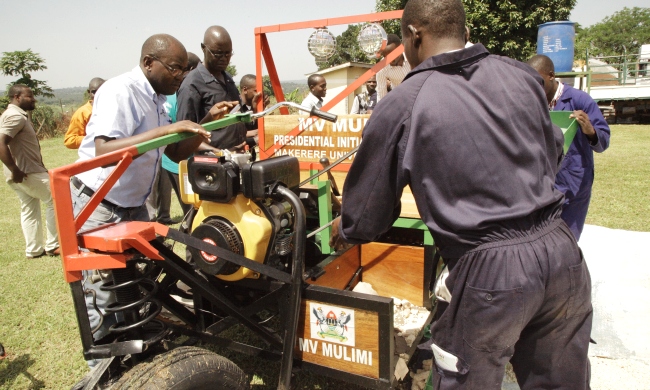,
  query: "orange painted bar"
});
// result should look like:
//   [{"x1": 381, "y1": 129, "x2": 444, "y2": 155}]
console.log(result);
[
  {"x1": 255, "y1": 32, "x2": 267, "y2": 159},
  {"x1": 257, "y1": 11, "x2": 403, "y2": 33},
  {"x1": 299, "y1": 161, "x2": 351, "y2": 172},
  {"x1": 261, "y1": 34, "x2": 289, "y2": 115},
  {"x1": 65, "y1": 252, "x2": 131, "y2": 272},
  {"x1": 74, "y1": 154, "x2": 133, "y2": 231},
  {"x1": 275, "y1": 19, "x2": 329, "y2": 33},
  {"x1": 49, "y1": 146, "x2": 139, "y2": 282},
  {"x1": 255, "y1": 34, "x2": 265, "y2": 117},
  {"x1": 77, "y1": 221, "x2": 164, "y2": 261}
]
